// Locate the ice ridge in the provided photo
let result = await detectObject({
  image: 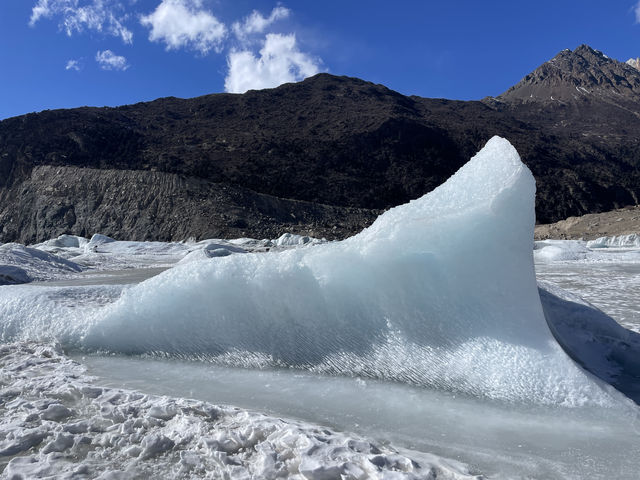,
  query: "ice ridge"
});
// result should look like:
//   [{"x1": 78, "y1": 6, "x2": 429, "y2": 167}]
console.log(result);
[{"x1": 76, "y1": 136, "x2": 618, "y2": 406}]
